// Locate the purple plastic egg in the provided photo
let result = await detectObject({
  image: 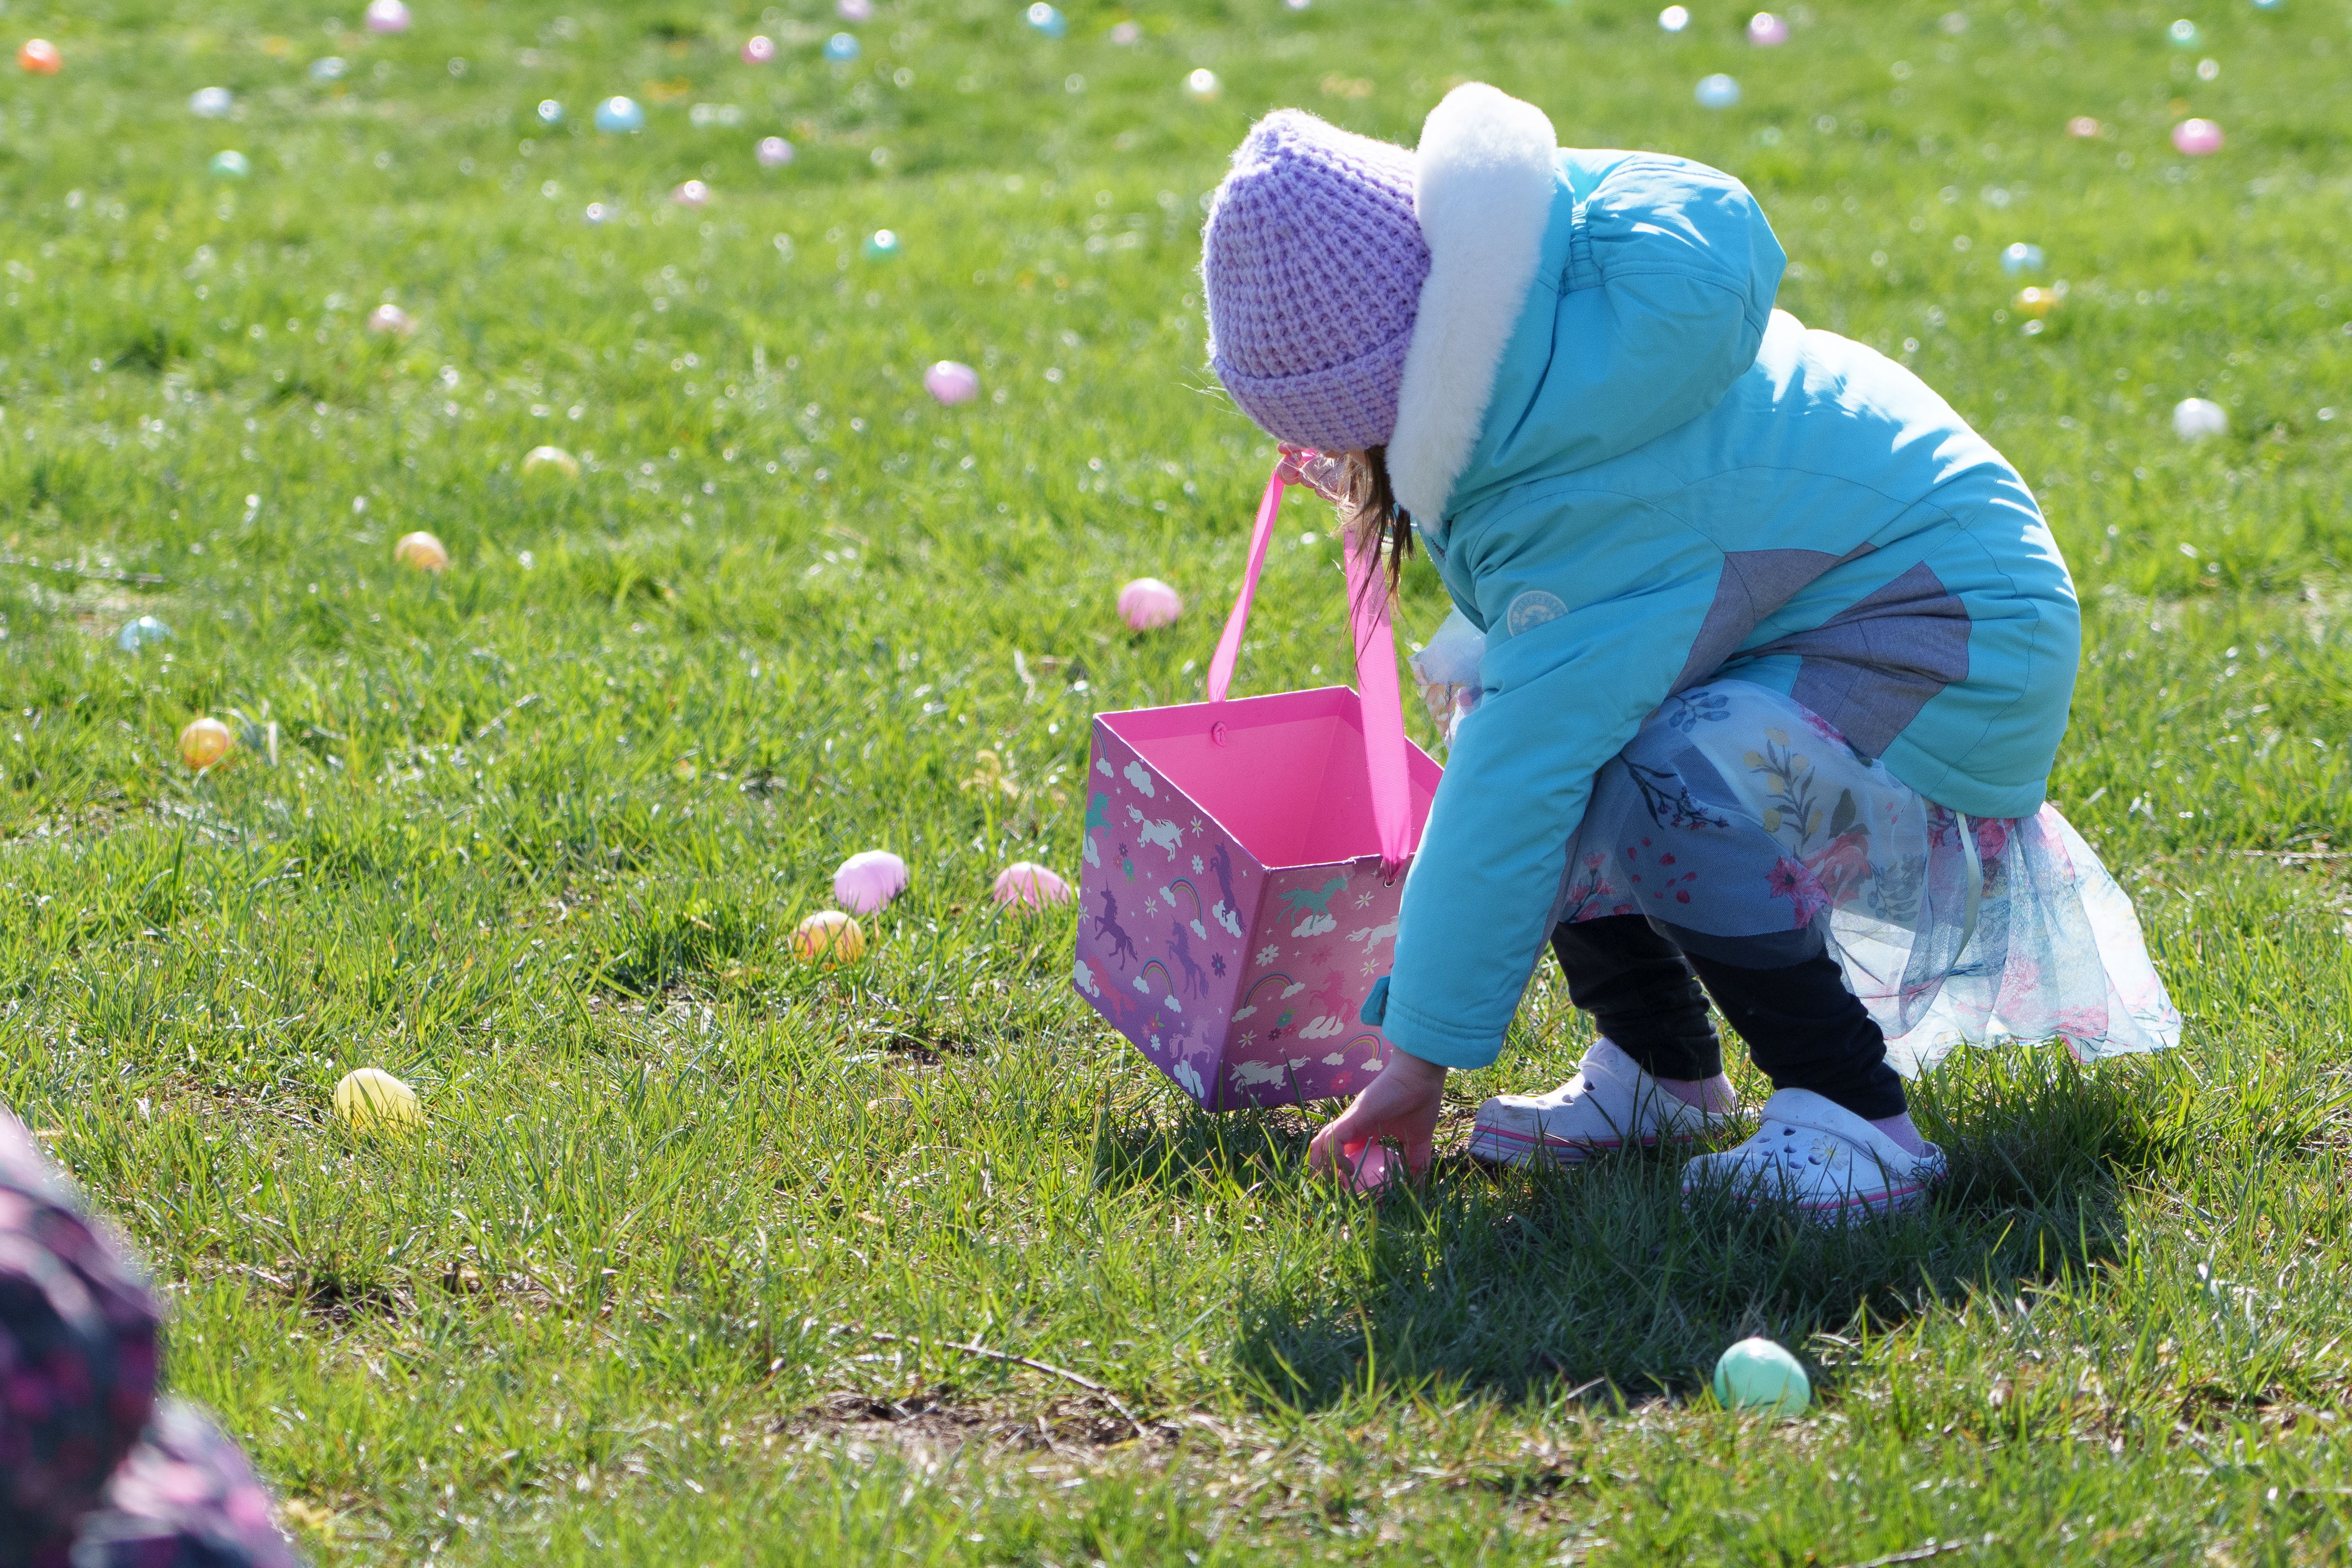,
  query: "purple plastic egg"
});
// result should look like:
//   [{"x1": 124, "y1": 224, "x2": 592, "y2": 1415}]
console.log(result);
[
  {"x1": 742, "y1": 35, "x2": 777, "y2": 65},
  {"x1": 1746, "y1": 11, "x2": 1790, "y2": 45},
  {"x1": 1118, "y1": 578, "x2": 1183, "y2": 631},
  {"x1": 833, "y1": 850, "x2": 910, "y2": 914},
  {"x1": 671, "y1": 179, "x2": 710, "y2": 208},
  {"x1": 366, "y1": 303, "x2": 413, "y2": 335},
  {"x1": 993, "y1": 862, "x2": 1072, "y2": 910},
  {"x1": 2171, "y1": 118, "x2": 2224, "y2": 156},
  {"x1": 924, "y1": 360, "x2": 981, "y2": 405},
  {"x1": 364, "y1": 0, "x2": 411, "y2": 35},
  {"x1": 757, "y1": 135, "x2": 795, "y2": 168},
  {"x1": 838, "y1": 0, "x2": 874, "y2": 19}
]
